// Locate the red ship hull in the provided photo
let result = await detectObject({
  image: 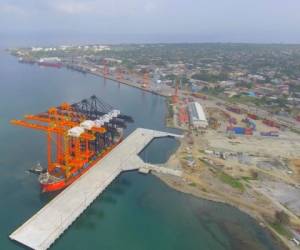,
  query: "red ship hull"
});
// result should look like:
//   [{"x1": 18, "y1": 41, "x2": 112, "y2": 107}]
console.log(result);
[
  {"x1": 41, "y1": 180, "x2": 65, "y2": 192},
  {"x1": 38, "y1": 62, "x2": 62, "y2": 68},
  {"x1": 41, "y1": 141, "x2": 121, "y2": 192}
]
